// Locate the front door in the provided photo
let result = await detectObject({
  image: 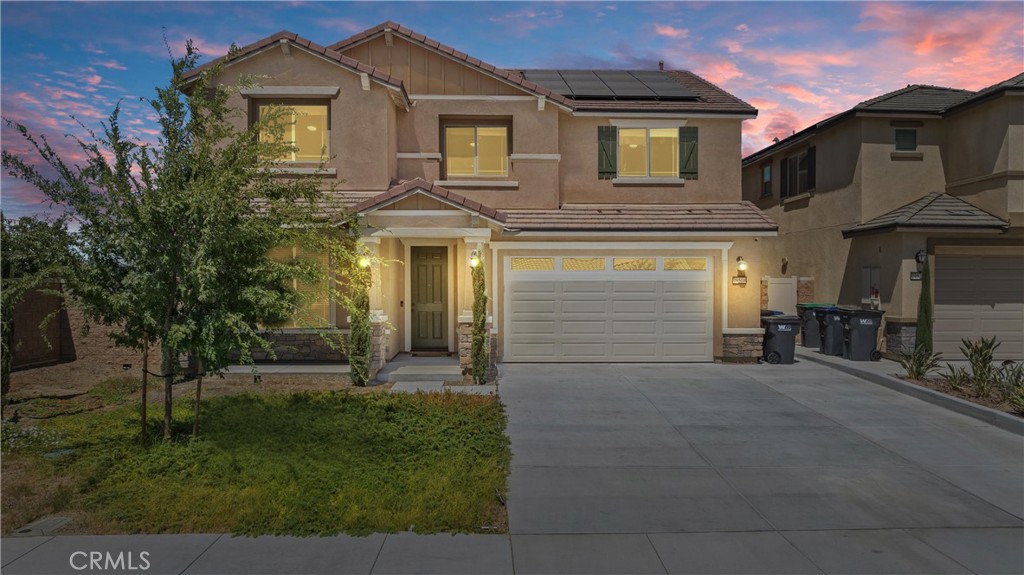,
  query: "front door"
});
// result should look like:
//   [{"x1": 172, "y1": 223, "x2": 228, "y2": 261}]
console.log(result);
[{"x1": 411, "y1": 246, "x2": 448, "y2": 350}]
